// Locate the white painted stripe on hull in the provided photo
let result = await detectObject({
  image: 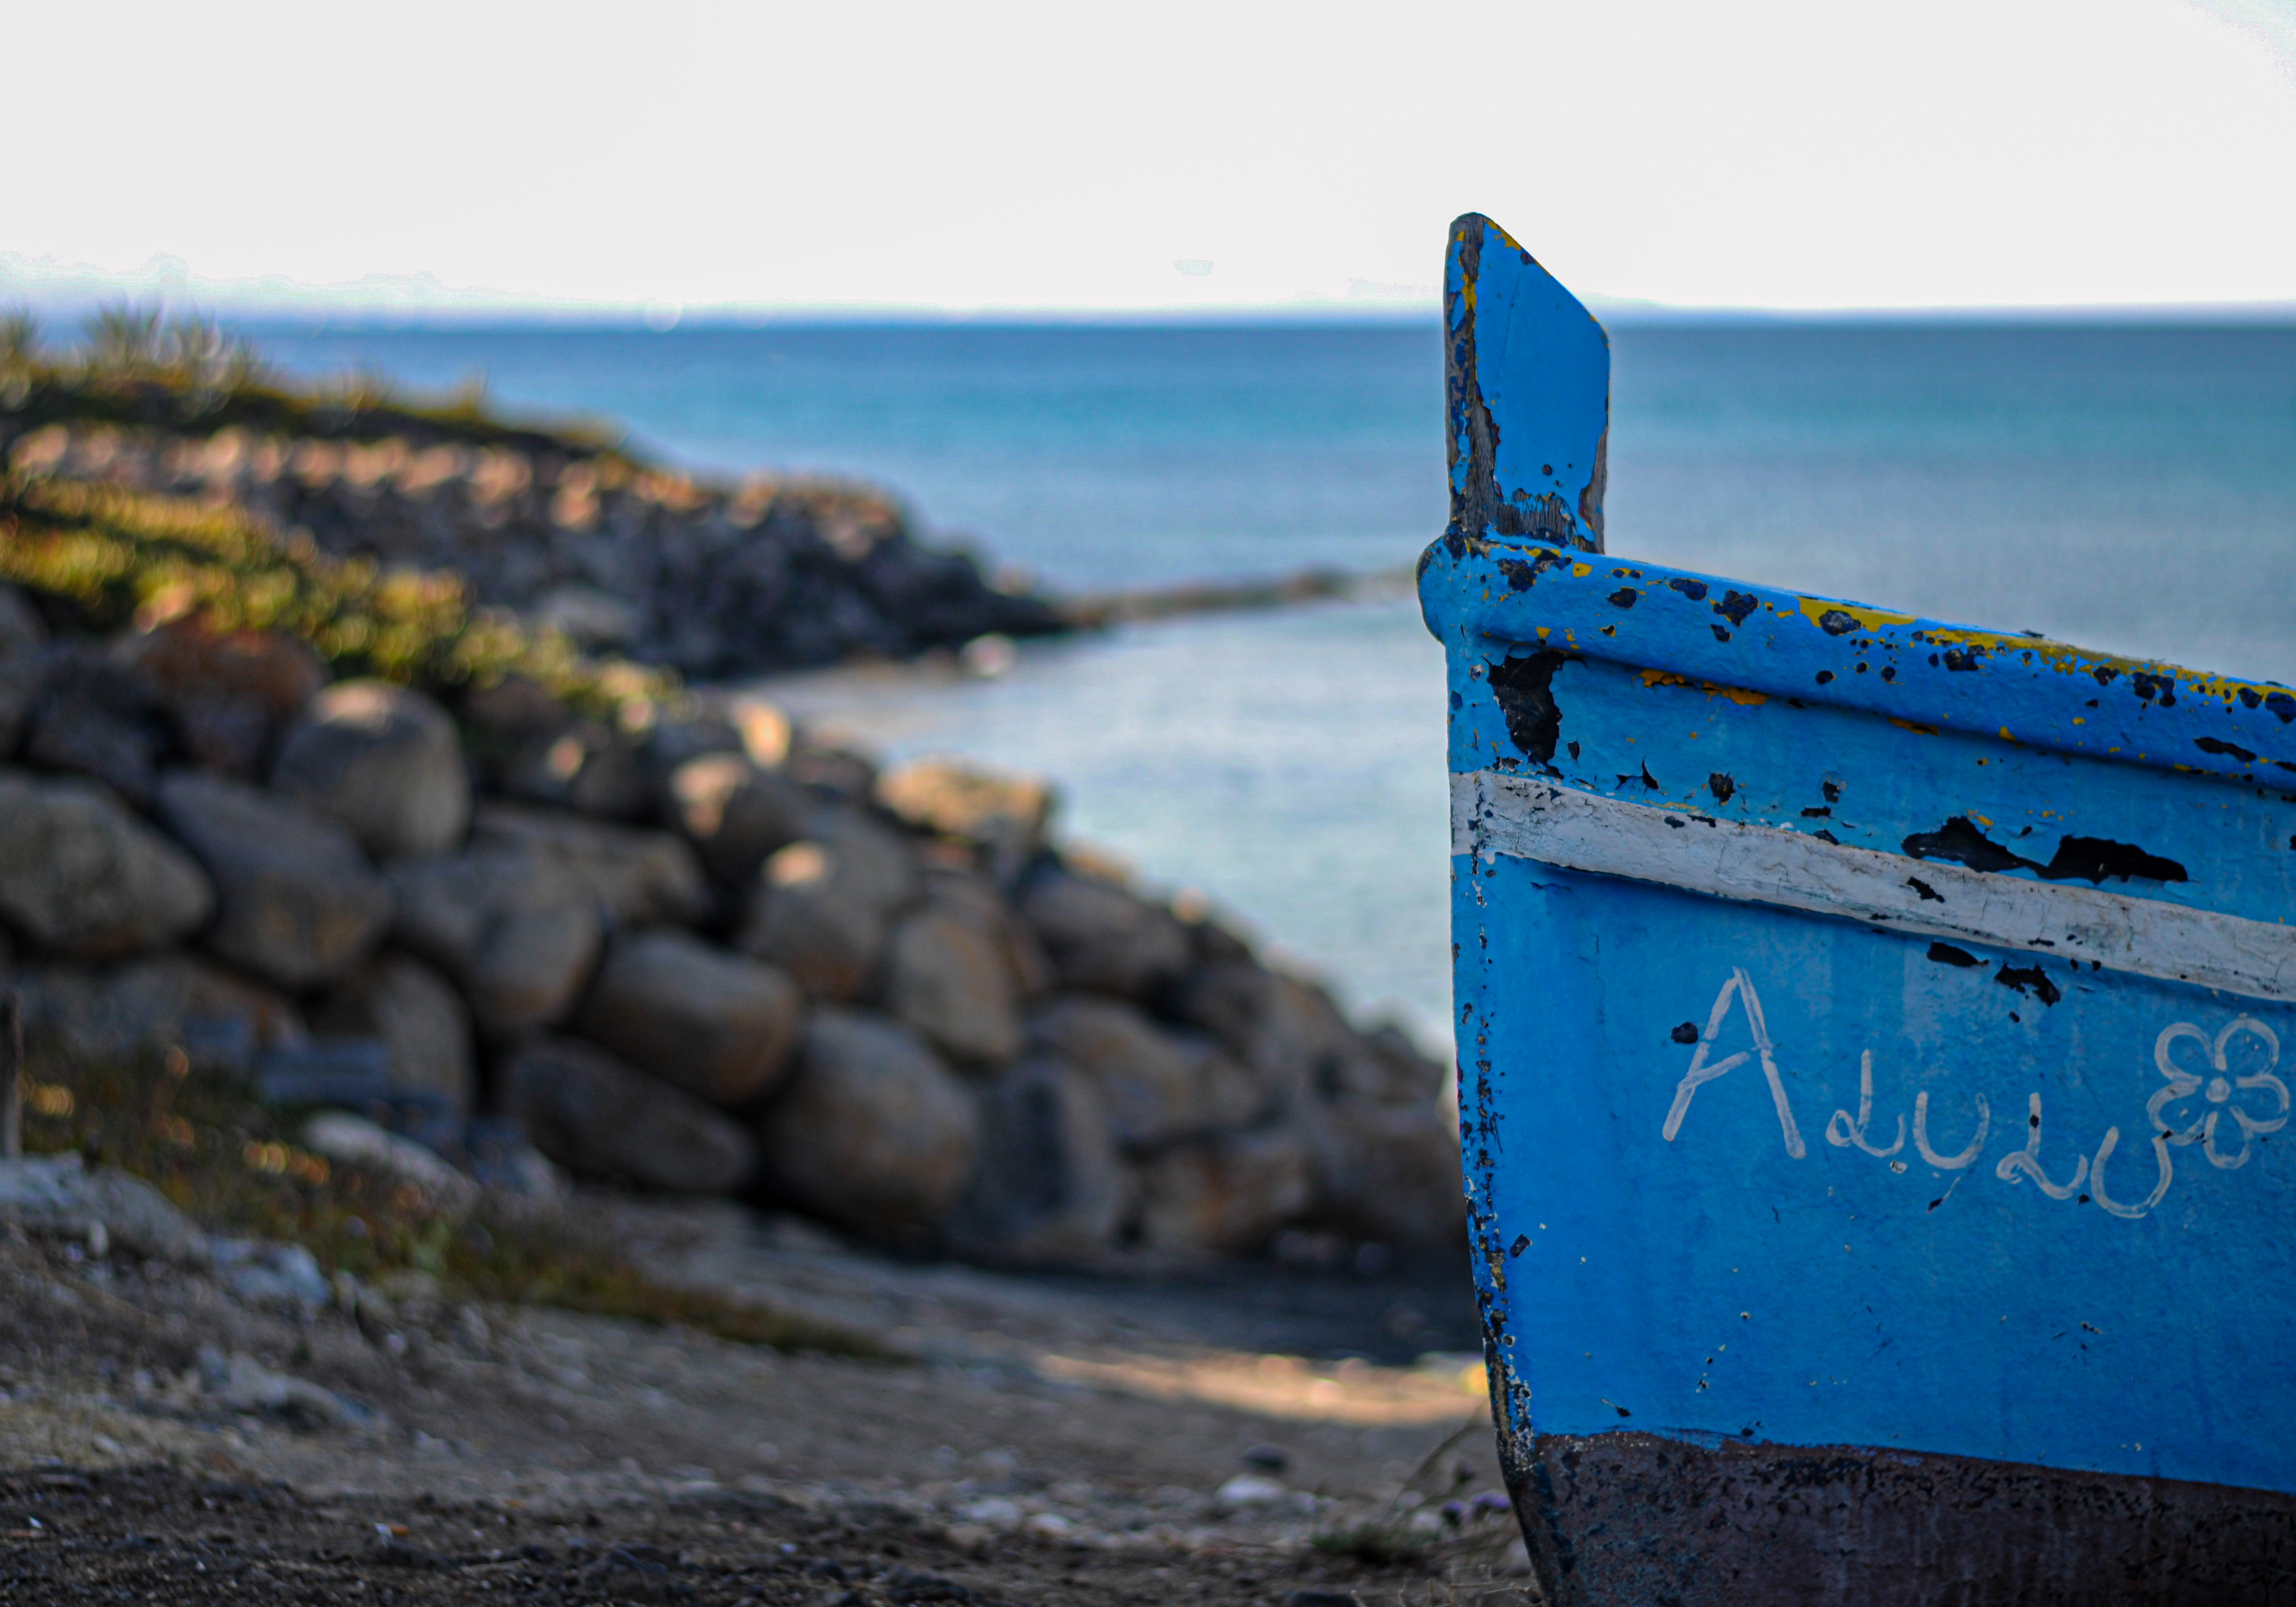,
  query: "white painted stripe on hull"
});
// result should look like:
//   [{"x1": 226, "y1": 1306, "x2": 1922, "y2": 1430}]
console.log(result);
[{"x1": 1452, "y1": 770, "x2": 2296, "y2": 1005}]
